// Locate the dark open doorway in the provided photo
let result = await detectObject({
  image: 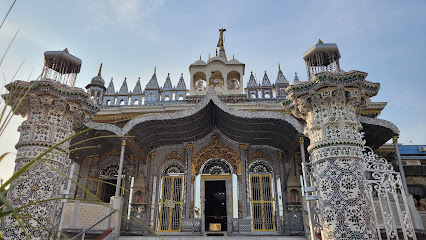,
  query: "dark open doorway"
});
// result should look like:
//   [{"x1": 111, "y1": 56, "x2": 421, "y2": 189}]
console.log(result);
[
  {"x1": 205, "y1": 180, "x2": 227, "y2": 232},
  {"x1": 101, "y1": 178, "x2": 117, "y2": 202}
]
